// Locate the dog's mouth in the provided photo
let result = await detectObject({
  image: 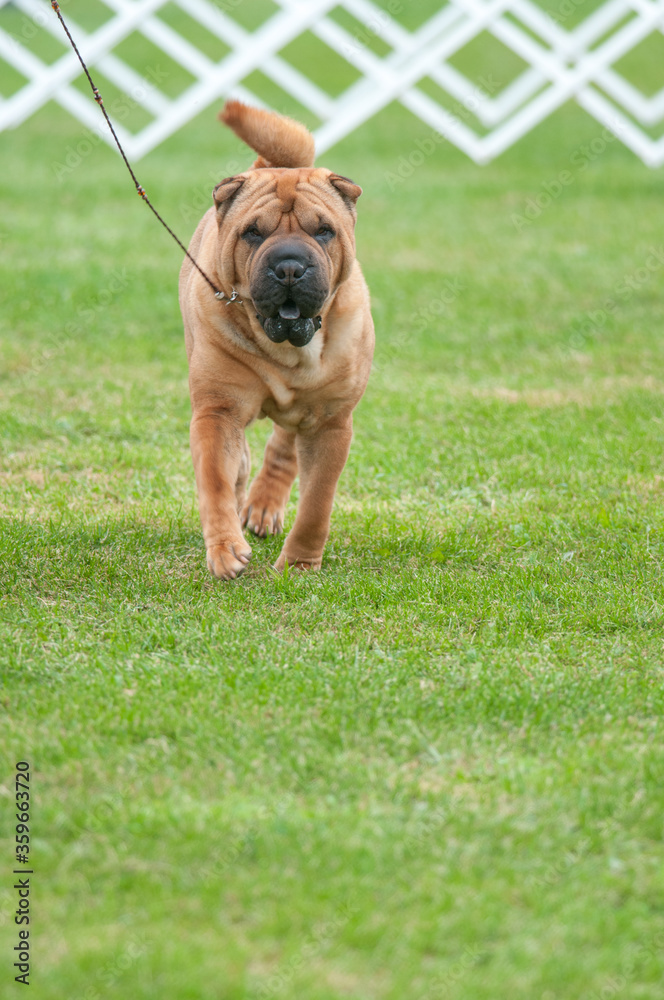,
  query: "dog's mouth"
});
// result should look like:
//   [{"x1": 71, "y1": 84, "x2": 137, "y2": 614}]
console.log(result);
[
  {"x1": 256, "y1": 303, "x2": 322, "y2": 347},
  {"x1": 277, "y1": 299, "x2": 301, "y2": 321}
]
